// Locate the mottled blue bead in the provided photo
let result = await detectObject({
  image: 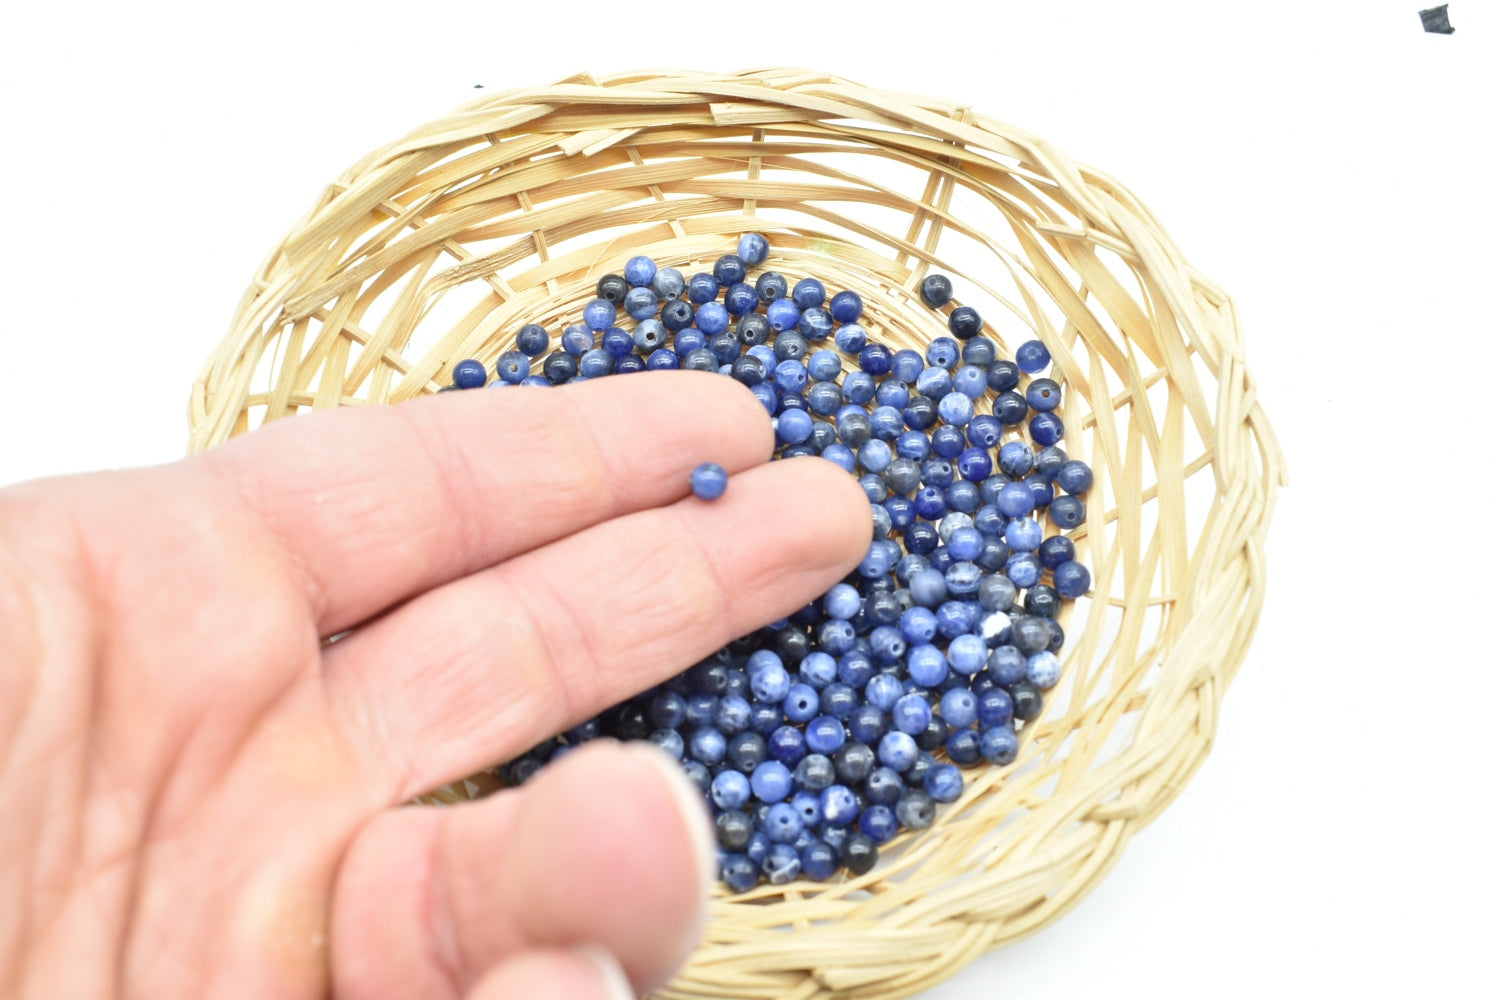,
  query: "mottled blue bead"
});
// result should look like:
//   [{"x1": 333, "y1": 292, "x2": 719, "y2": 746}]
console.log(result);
[
  {"x1": 805, "y1": 349, "x2": 841, "y2": 383},
  {"x1": 688, "y1": 300, "x2": 727, "y2": 336},
  {"x1": 767, "y1": 725, "x2": 807, "y2": 766},
  {"x1": 717, "y1": 695, "x2": 753, "y2": 736},
  {"x1": 1049, "y1": 495, "x2": 1086, "y2": 529},
  {"x1": 947, "y1": 634, "x2": 988, "y2": 675},
  {"x1": 713, "y1": 253, "x2": 747, "y2": 286},
  {"x1": 764, "y1": 804, "x2": 805, "y2": 847},
  {"x1": 915, "y1": 367, "x2": 953, "y2": 401},
  {"x1": 884, "y1": 495, "x2": 915, "y2": 529},
  {"x1": 986, "y1": 358, "x2": 1021, "y2": 393},
  {"x1": 1053, "y1": 560, "x2": 1091, "y2": 599},
  {"x1": 712, "y1": 769, "x2": 752, "y2": 810},
  {"x1": 798, "y1": 307, "x2": 833, "y2": 341},
  {"x1": 854, "y1": 439, "x2": 892, "y2": 475},
  {"x1": 490, "y1": 350, "x2": 525, "y2": 385},
  {"x1": 858, "y1": 343, "x2": 892, "y2": 375},
  {"x1": 1015, "y1": 339, "x2": 1051, "y2": 373},
  {"x1": 660, "y1": 298, "x2": 694, "y2": 333},
  {"x1": 819, "y1": 583, "x2": 859, "y2": 622},
  {"x1": 1003, "y1": 514, "x2": 1042, "y2": 550},
  {"x1": 820, "y1": 444, "x2": 856, "y2": 473},
  {"x1": 561, "y1": 324, "x2": 593, "y2": 357},
  {"x1": 515, "y1": 323, "x2": 549, "y2": 356},
  {"x1": 947, "y1": 306, "x2": 982, "y2": 340},
  {"x1": 892, "y1": 693, "x2": 932, "y2": 735},
  {"x1": 816, "y1": 619, "x2": 856, "y2": 657},
  {"x1": 856, "y1": 539, "x2": 895, "y2": 579},
  {"x1": 750, "y1": 665, "x2": 791, "y2": 706},
  {"x1": 807, "y1": 382, "x2": 843, "y2": 416},
  {"x1": 988, "y1": 643, "x2": 1028, "y2": 686},
  {"x1": 799, "y1": 839, "x2": 839, "y2": 881},
  {"x1": 583, "y1": 298, "x2": 616, "y2": 332},
  {"x1": 579, "y1": 348, "x2": 614, "y2": 378},
  {"x1": 859, "y1": 803, "x2": 899, "y2": 844},
  {"x1": 650, "y1": 690, "x2": 687, "y2": 729},
  {"x1": 858, "y1": 474, "x2": 889, "y2": 504},
  {"x1": 924, "y1": 762, "x2": 964, "y2": 803},
  {"x1": 624, "y1": 286, "x2": 659, "y2": 321},
  {"x1": 907, "y1": 567, "x2": 948, "y2": 609},
  {"x1": 864, "y1": 405, "x2": 900, "y2": 441},
  {"x1": 839, "y1": 646, "x2": 876, "y2": 685},
  {"x1": 690, "y1": 461, "x2": 728, "y2": 500},
  {"x1": 994, "y1": 444, "x2": 1030, "y2": 480},
  {"x1": 737, "y1": 232, "x2": 770, "y2": 266},
  {"x1": 751, "y1": 759, "x2": 793, "y2": 803},
  {"x1": 597, "y1": 327, "x2": 631, "y2": 359},
  {"x1": 962, "y1": 418, "x2": 999, "y2": 453},
  {"x1": 951, "y1": 365, "x2": 987, "y2": 399},
  {"x1": 1027, "y1": 650, "x2": 1061, "y2": 689},
  {"x1": 648, "y1": 728, "x2": 684, "y2": 759},
  {"x1": 745, "y1": 829, "x2": 771, "y2": 864},
  {"x1": 866, "y1": 673, "x2": 905, "y2": 714},
  {"x1": 943, "y1": 561, "x2": 982, "y2": 598},
  {"x1": 907, "y1": 644, "x2": 949, "y2": 687},
  {"x1": 901, "y1": 395, "x2": 938, "y2": 431},
  {"x1": 1006, "y1": 553, "x2": 1041, "y2": 588},
  {"x1": 875, "y1": 378, "x2": 911, "y2": 410},
  {"x1": 896, "y1": 430, "x2": 931, "y2": 461},
  {"x1": 750, "y1": 382, "x2": 778, "y2": 414},
  {"x1": 772, "y1": 330, "x2": 809, "y2": 361},
  {"x1": 996, "y1": 481, "x2": 1036, "y2": 518},
  {"x1": 724, "y1": 281, "x2": 759, "y2": 316},
  {"x1": 899, "y1": 606, "x2": 939, "y2": 644},
  {"x1": 790, "y1": 790, "x2": 823, "y2": 829},
  {"x1": 1025, "y1": 476, "x2": 1054, "y2": 509},
  {"x1": 820, "y1": 784, "x2": 861, "y2": 826},
  {"x1": 946, "y1": 526, "x2": 983, "y2": 562},
  {"x1": 980, "y1": 725, "x2": 1019, "y2": 765},
  {"x1": 789, "y1": 276, "x2": 825, "y2": 308},
  {"x1": 947, "y1": 481, "x2": 981, "y2": 513},
  {"x1": 689, "y1": 726, "x2": 727, "y2": 766},
  {"x1": 939, "y1": 687, "x2": 978, "y2": 729},
  {"x1": 1026, "y1": 377, "x2": 1061, "y2": 412},
  {"x1": 624, "y1": 255, "x2": 657, "y2": 286},
  {"x1": 1034, "y1": 444, "x2": 1068, "y2": 480},
  {"x1": 820, "y1": 683, "x2": 859, "y2": 721},
  {"x1": 958, "y1": 335, "x2": 993, "y2": 366},
  {"x1": 688, "y1": 271, "x2": 720, "y2": 303},
  {"x1": 767, "y1": 358, "x2": 808, "y2": 396},
  {"x1": 935, "y1": 599, "x2": 976, "y2": 638},
  {"x1": 754, "y1": 271, "x2": 788, "y2": 304},
  {"x1": 946, "y1": 728, "x2": 983, "y2": 765},
  {"x1": 793, "y1": 753, "x2": 836, "y2": 792},
  {"x1": 937, "y1": 392, "x2": 975, "y2": 426},
  {"x1": 992, "y1": 391, "x2": 1029, "y2": 425},
  {"x1": 776, "y1": 407, "x2": 813, "y2": 446},
  {"x1": 1055, "y1": 460, "x2": 1093, "y2": 494},
  {"x1": 1030, "y1": 411, "x2": 1064, "y2": 447},
  {"x1": 685, "y1": 693, "x2": 718, "y2": 729},
  {"x1": 764, "y1": 297, "x2": 801, "y2": 333}
]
